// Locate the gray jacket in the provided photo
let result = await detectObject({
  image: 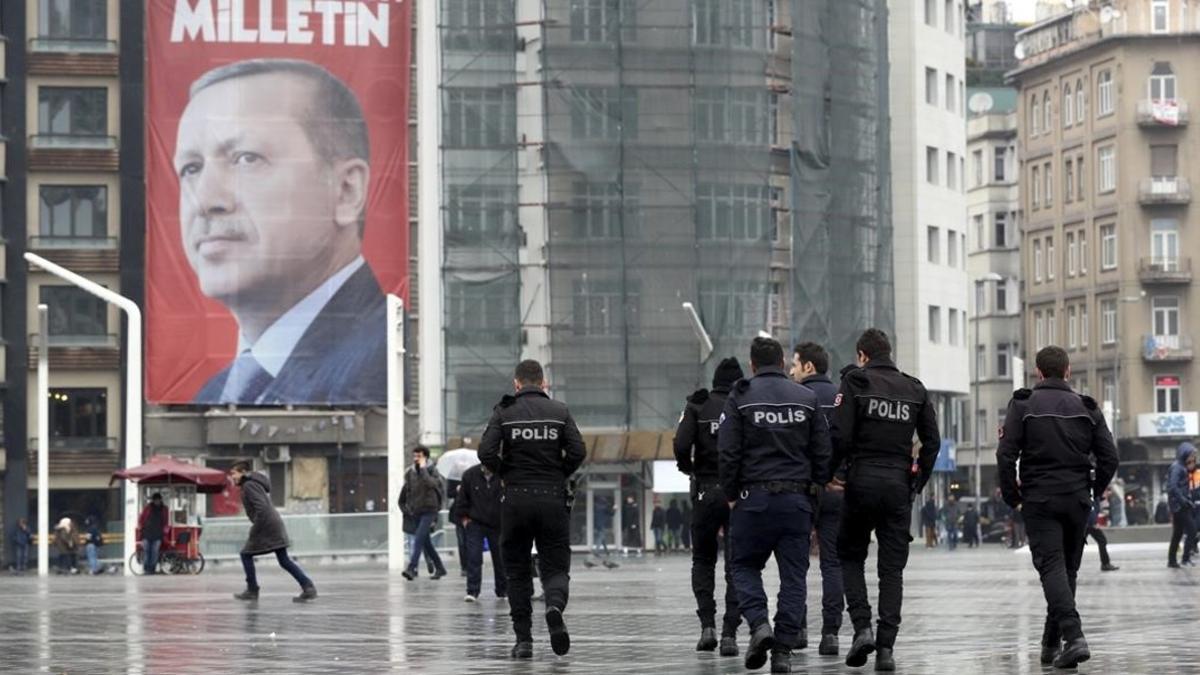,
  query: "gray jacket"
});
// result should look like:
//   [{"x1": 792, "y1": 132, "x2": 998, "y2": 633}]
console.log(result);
[
  {"x1": 240, "y1": 472, "x2": 290, "y2": 555},
  {"x1": 400, "y1": 464, "x2": 445, "y2": 516}
]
